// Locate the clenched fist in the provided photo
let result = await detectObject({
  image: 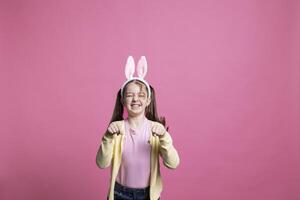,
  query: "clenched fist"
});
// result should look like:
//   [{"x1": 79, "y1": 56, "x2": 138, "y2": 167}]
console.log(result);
[
  {"x1": 107, "y1": 122, "x2": 120, "y2": 135},
  {"x1": 152, "y1": 123, "x2": 166, "y2": 137}
]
